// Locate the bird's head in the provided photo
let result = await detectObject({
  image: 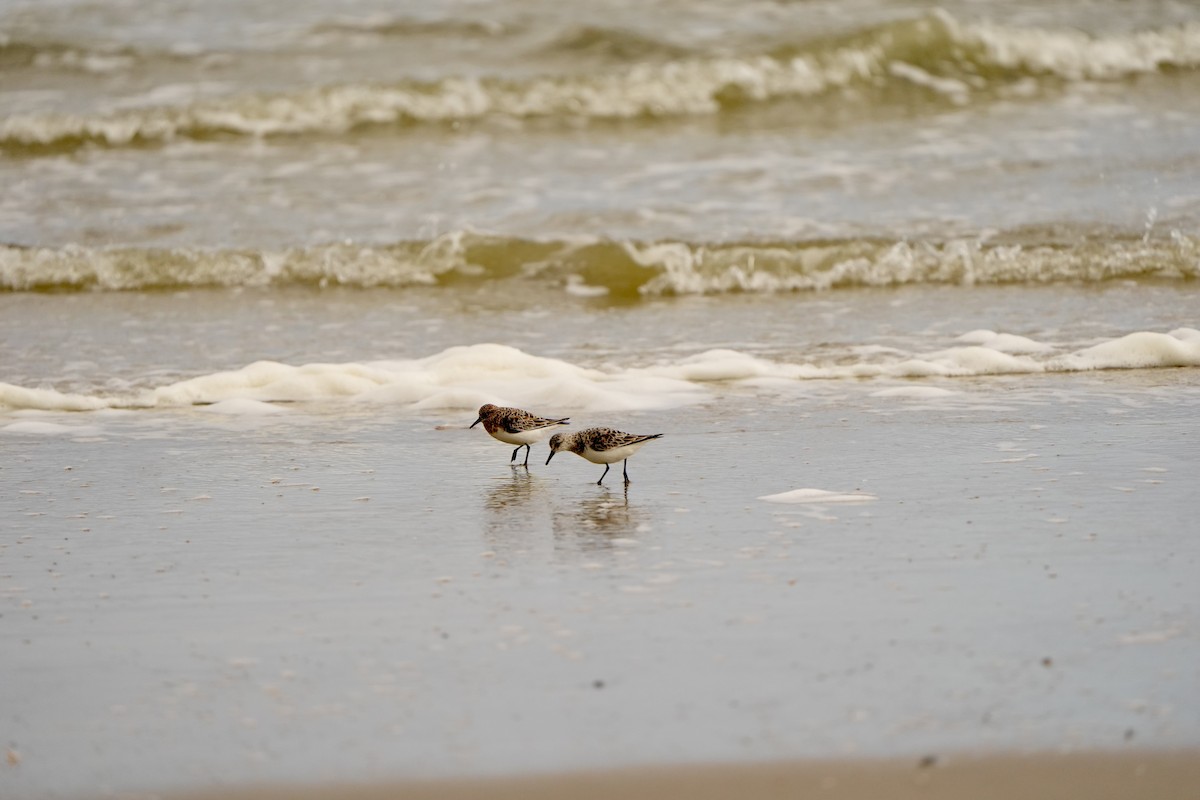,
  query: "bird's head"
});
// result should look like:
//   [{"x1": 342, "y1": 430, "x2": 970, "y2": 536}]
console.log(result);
[
  {"x1": 546, "y1": 431, "x2": 568, "y2": 464},
  {"x1": 470, "y1": 403, "x2": 498, "y2": 428}
]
